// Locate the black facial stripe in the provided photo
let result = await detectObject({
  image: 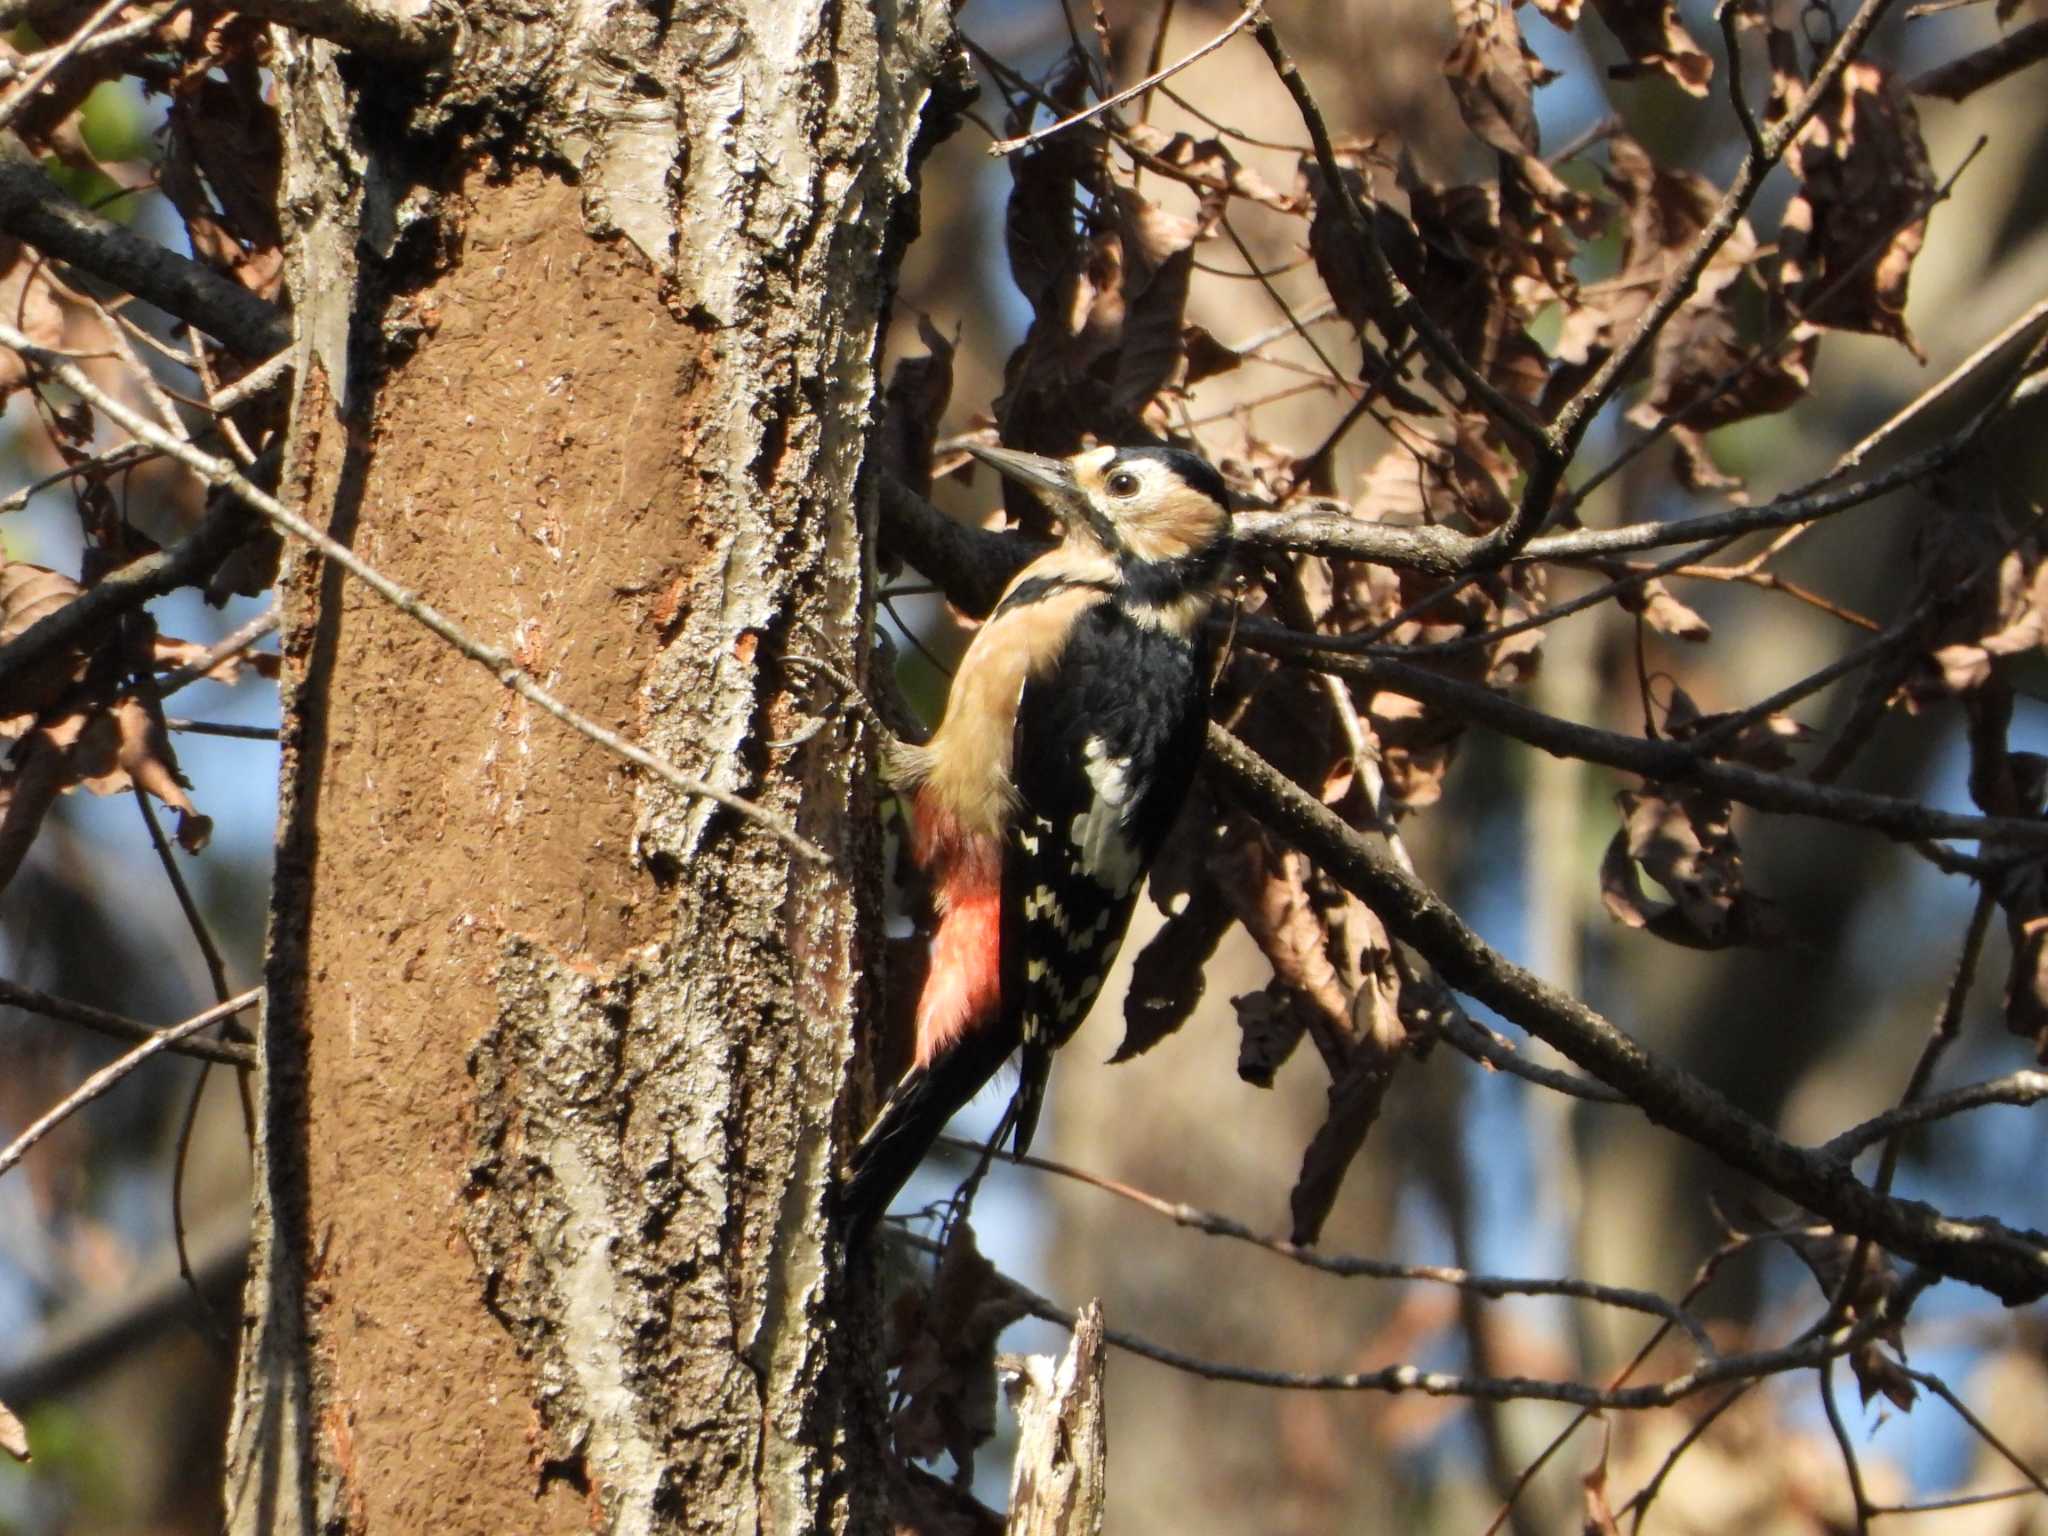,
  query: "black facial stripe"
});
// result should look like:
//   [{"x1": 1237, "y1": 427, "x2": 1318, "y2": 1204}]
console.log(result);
[
  {"x1": 992, "y1": 574, "x2": 1116, "y2": 619},
  {"x1": 1117, "y1": 539, "x2": 1234, "y2": 607},
  {"x1": 1105, "y1": 445, "x2": 1231, "y2": 510}
]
